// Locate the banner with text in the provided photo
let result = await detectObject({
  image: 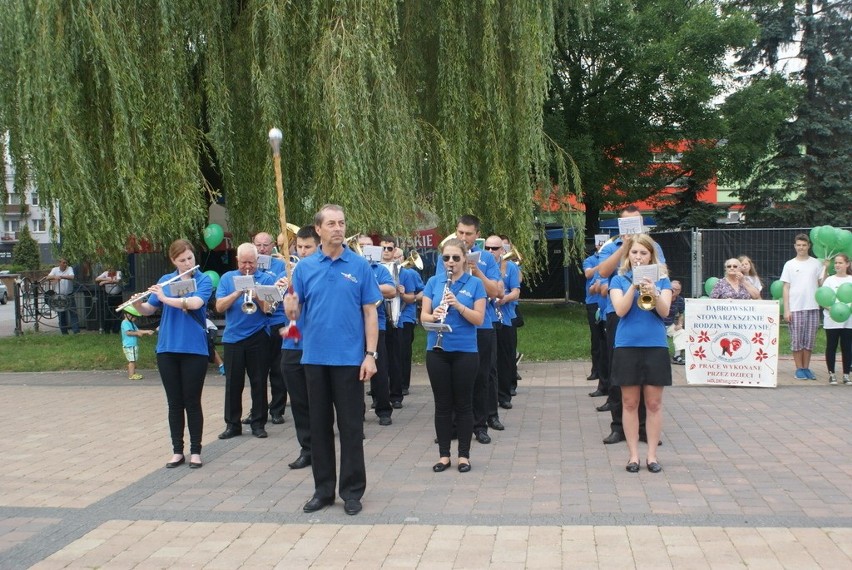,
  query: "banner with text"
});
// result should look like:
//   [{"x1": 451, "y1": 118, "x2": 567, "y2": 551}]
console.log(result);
[{"x1": 684, "y1": 299, "x2": 780, "y2": 388}]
